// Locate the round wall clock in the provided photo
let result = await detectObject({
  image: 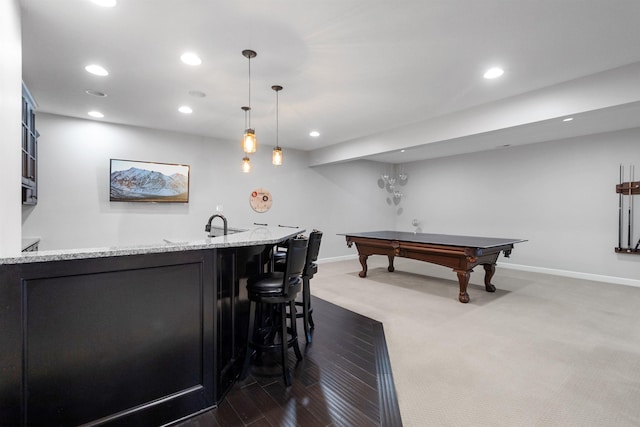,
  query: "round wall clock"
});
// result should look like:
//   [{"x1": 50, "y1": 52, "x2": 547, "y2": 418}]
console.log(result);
[{"x1": 250, "y1": 188, "x2": 272, "y2": 213}]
